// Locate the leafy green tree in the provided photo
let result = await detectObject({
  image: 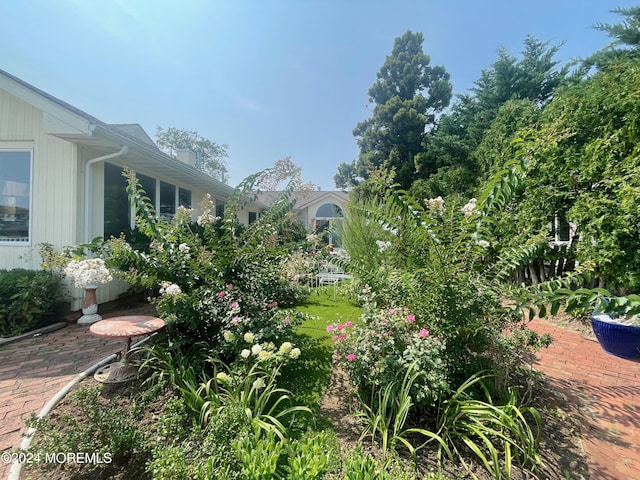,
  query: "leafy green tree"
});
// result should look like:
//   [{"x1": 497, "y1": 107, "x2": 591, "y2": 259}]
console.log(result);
[
  {"x1": 530, "y1": 57, "x2": 640, "y2": 290},
  {"x1": 417, "y1": 36, "x2": 570, "y2": 197},
  {"x1": 155, "y1": 126, "x2": 228, "y2": 181},
  {"x1": 333, "y1": 160, "x2": 358, "y2": 190},
  {"x1": 338, "y1": 30, "x2": 452, "y2": 189}
]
